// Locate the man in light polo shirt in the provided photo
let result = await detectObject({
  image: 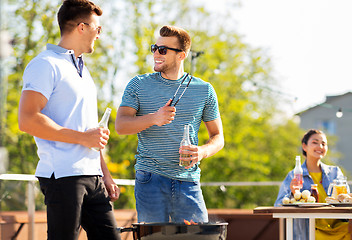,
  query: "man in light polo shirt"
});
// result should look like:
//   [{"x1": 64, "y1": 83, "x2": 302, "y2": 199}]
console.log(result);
[
  {"x1": 115, "y1": 25, "x2": 224, "y2": 223},
  {"x1": 18, "y1": 1, "x2": 121, "y2": 239}
]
